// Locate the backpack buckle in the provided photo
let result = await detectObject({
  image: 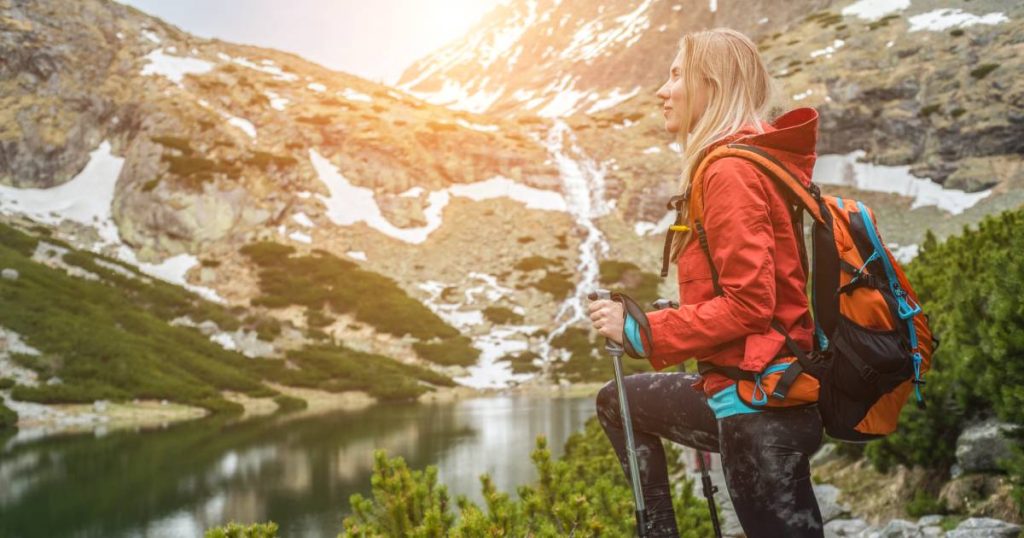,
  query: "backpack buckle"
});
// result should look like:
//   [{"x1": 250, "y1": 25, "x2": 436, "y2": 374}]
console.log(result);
[{"x1": 809, "y1": 182, "x2": 821, "y2": 201}]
